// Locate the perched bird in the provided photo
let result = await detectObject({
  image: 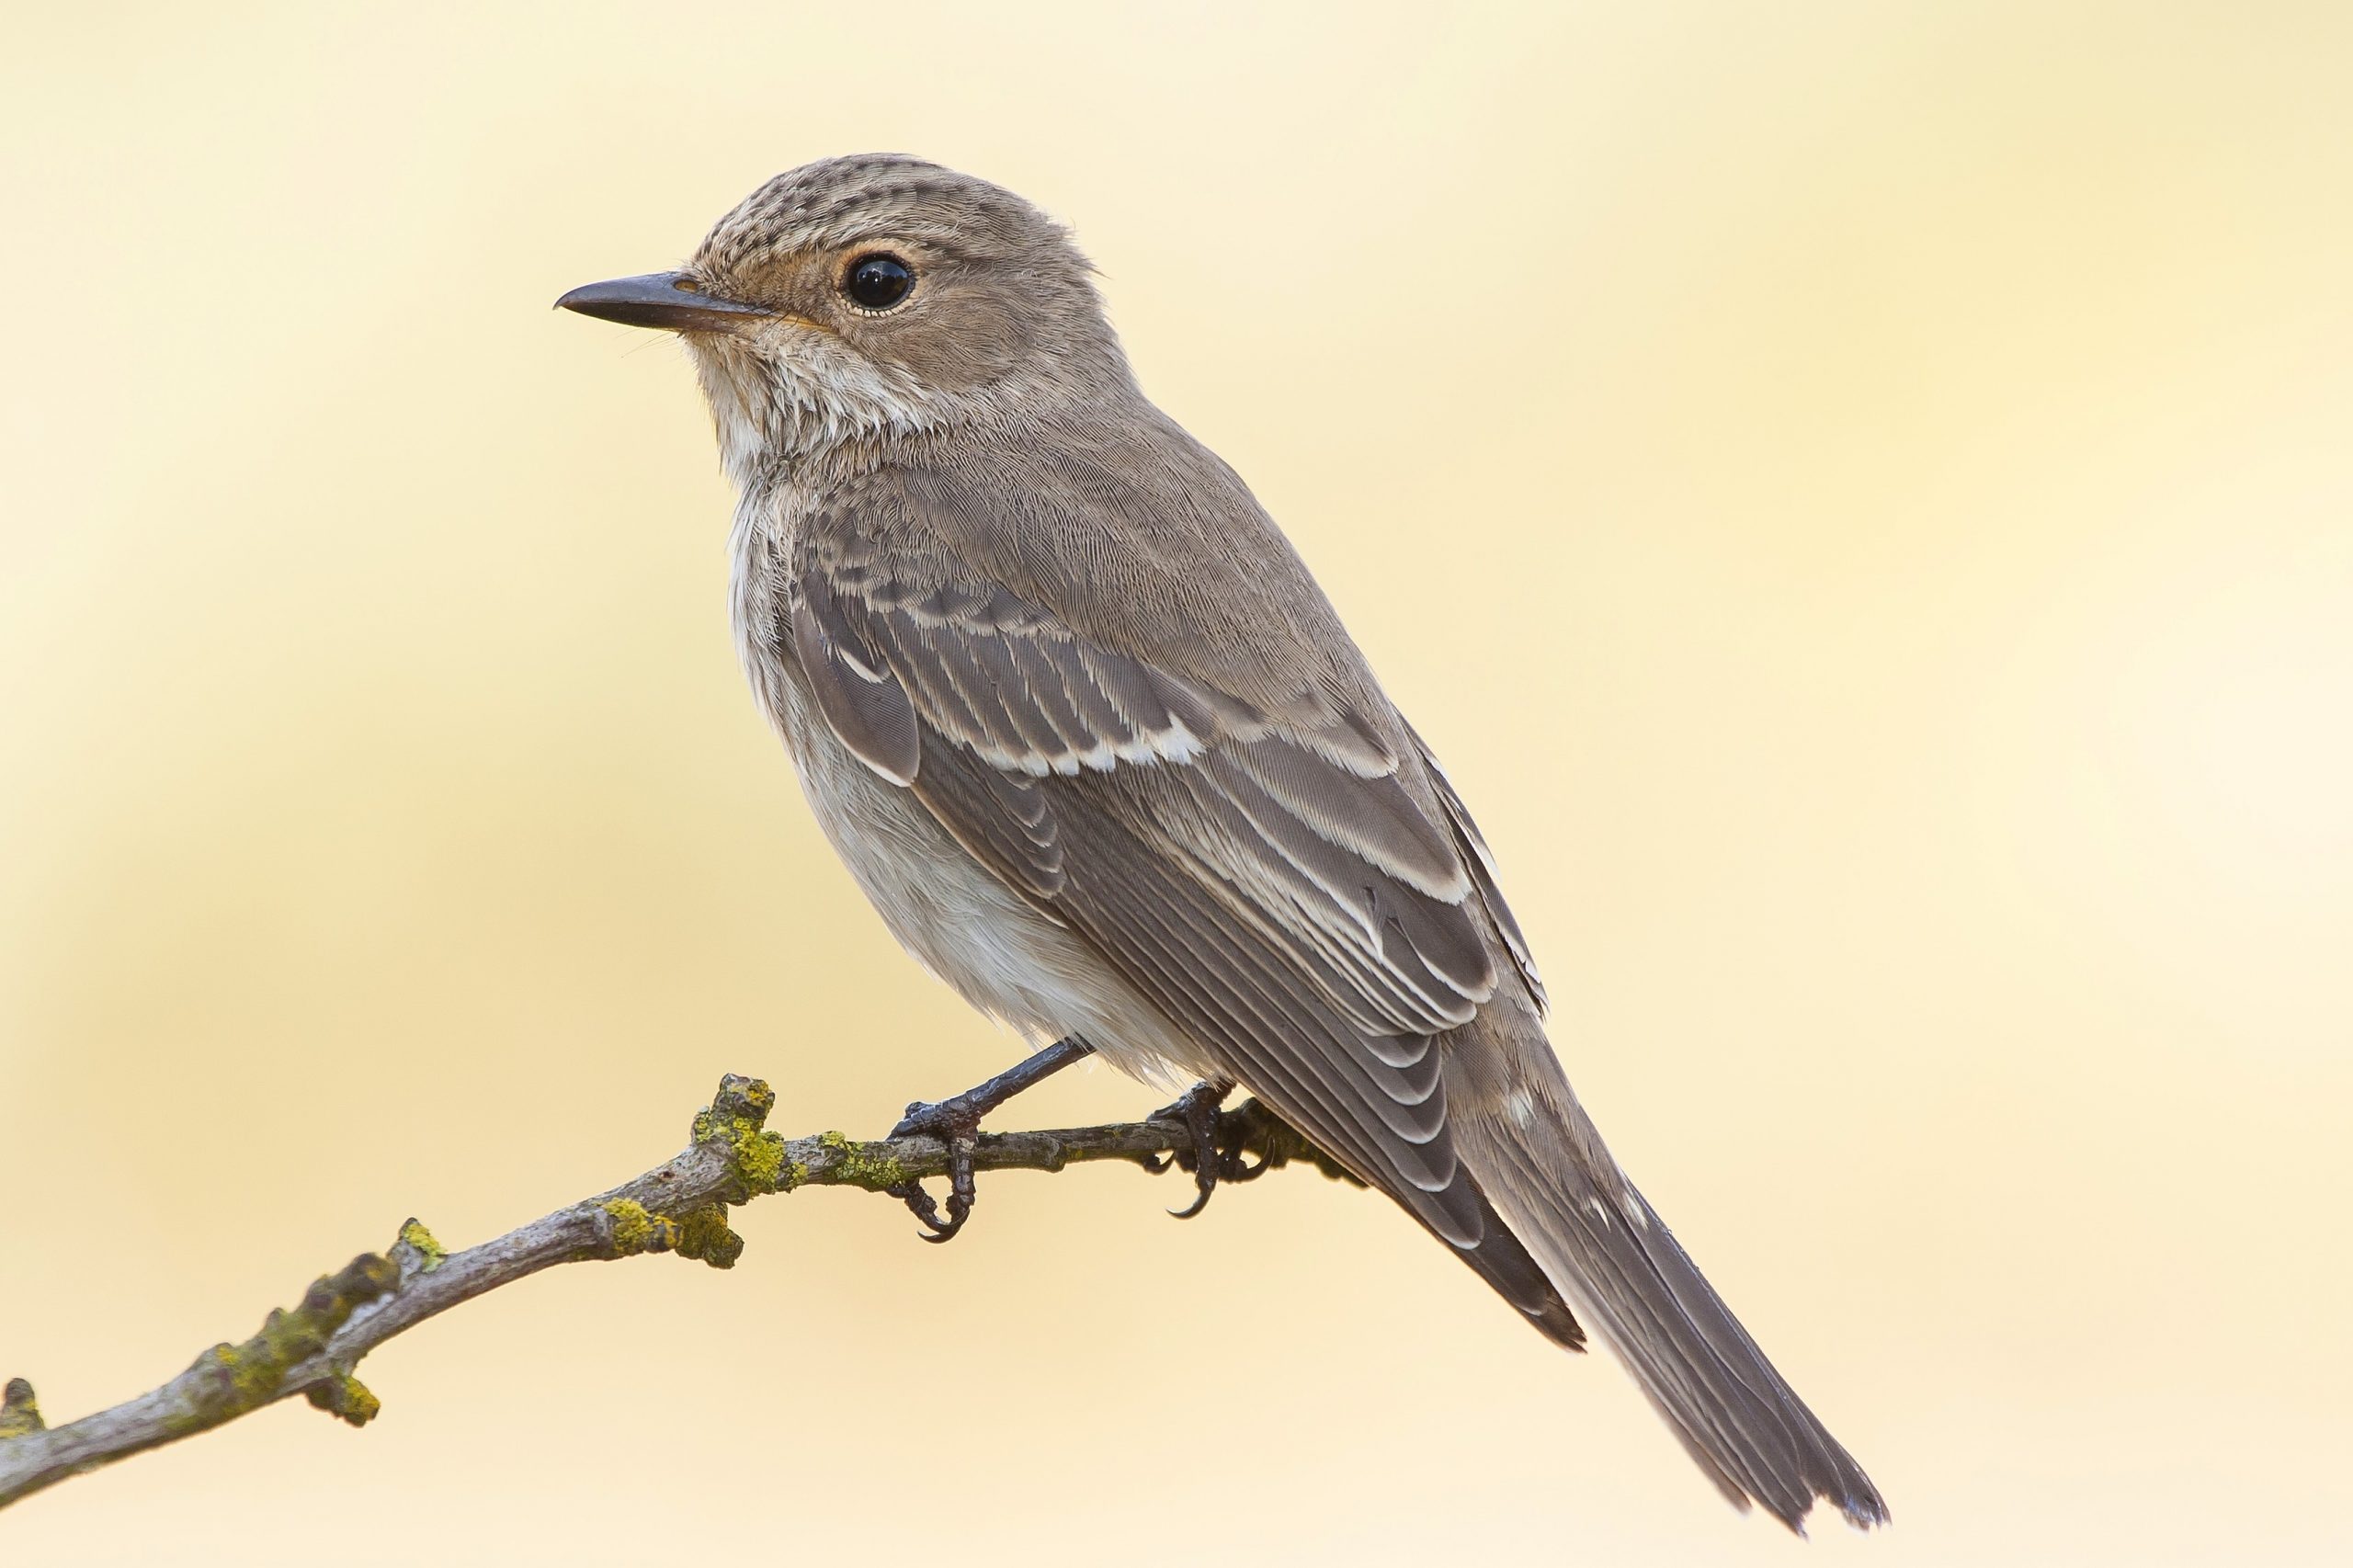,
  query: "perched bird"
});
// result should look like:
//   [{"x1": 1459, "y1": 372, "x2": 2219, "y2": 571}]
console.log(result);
[{"x1": 559, "y1": 154, "x2": 1886, "y2": 1533}]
